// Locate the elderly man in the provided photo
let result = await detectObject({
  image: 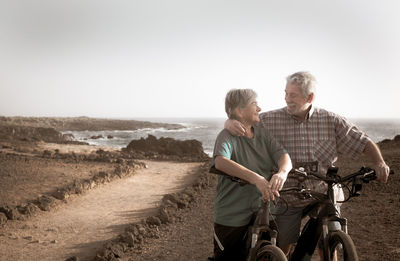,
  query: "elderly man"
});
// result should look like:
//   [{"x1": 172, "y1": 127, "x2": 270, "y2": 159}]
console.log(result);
[{"x1": 225, "y1": 71, "x2": 390, "y2": 259}]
